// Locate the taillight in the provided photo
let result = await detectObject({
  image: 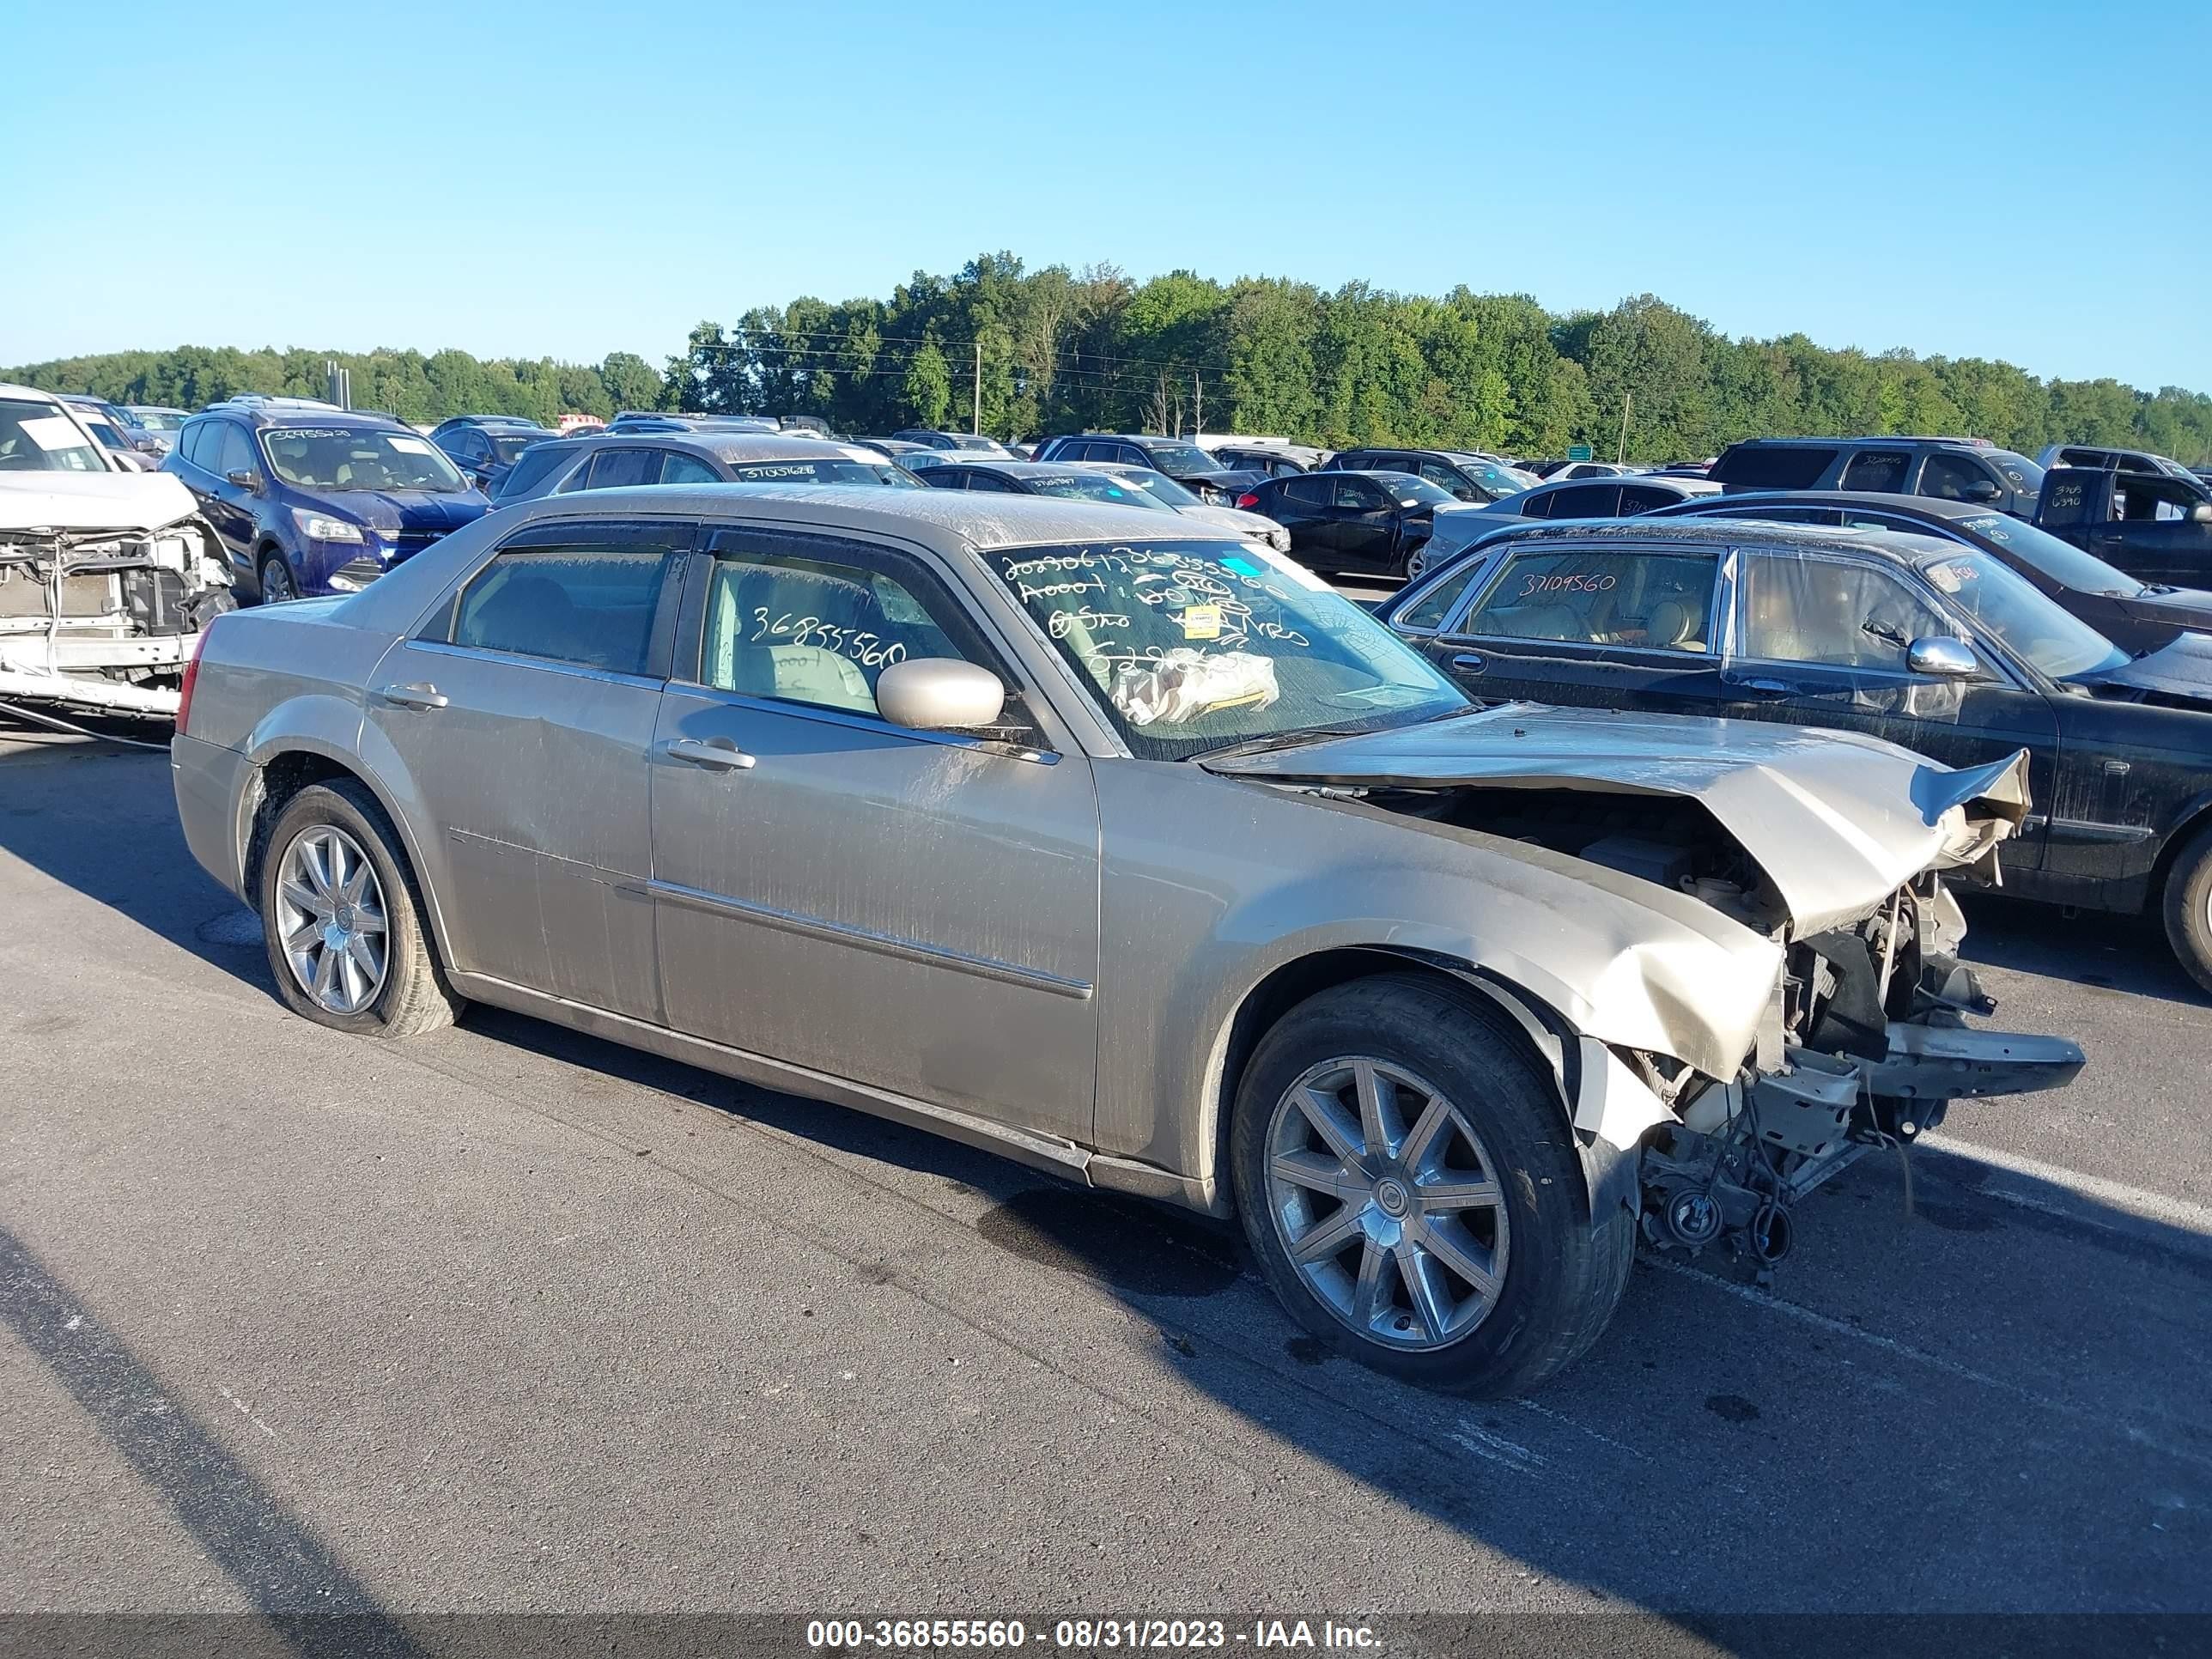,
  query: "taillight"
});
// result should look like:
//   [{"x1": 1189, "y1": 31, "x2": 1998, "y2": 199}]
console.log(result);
[
  {"x1": 1236, "y1": 492, "x2": 1260, "y2": 510},
  {"x1": 175, "y1": 627, "x2": 211, "y2": 735}
]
